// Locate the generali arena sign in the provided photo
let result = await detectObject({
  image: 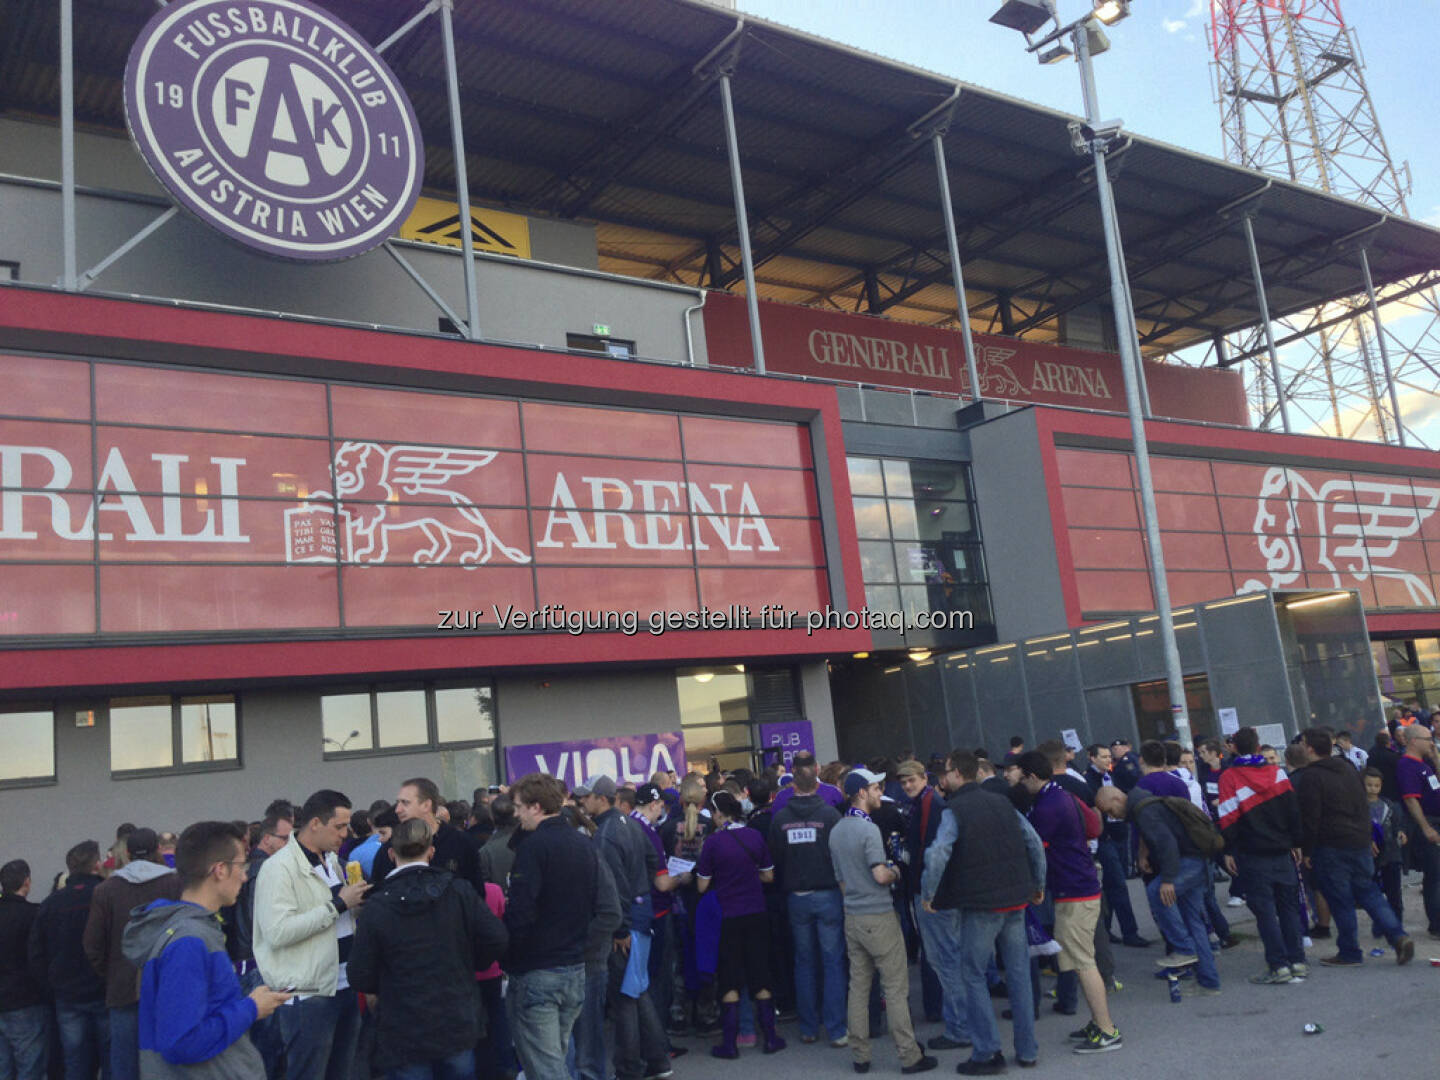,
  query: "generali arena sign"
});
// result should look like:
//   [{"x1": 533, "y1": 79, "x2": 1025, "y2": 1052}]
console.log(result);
[
  {"x1": 0, "y1": 353, "x2": 830, "y2": 637},
  {"x1": 123, "y1": 0, "x2": 423, "y2": 260},
  {"x1": 703, "y1": 294, "x2": 1248, "y2": 426}
]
